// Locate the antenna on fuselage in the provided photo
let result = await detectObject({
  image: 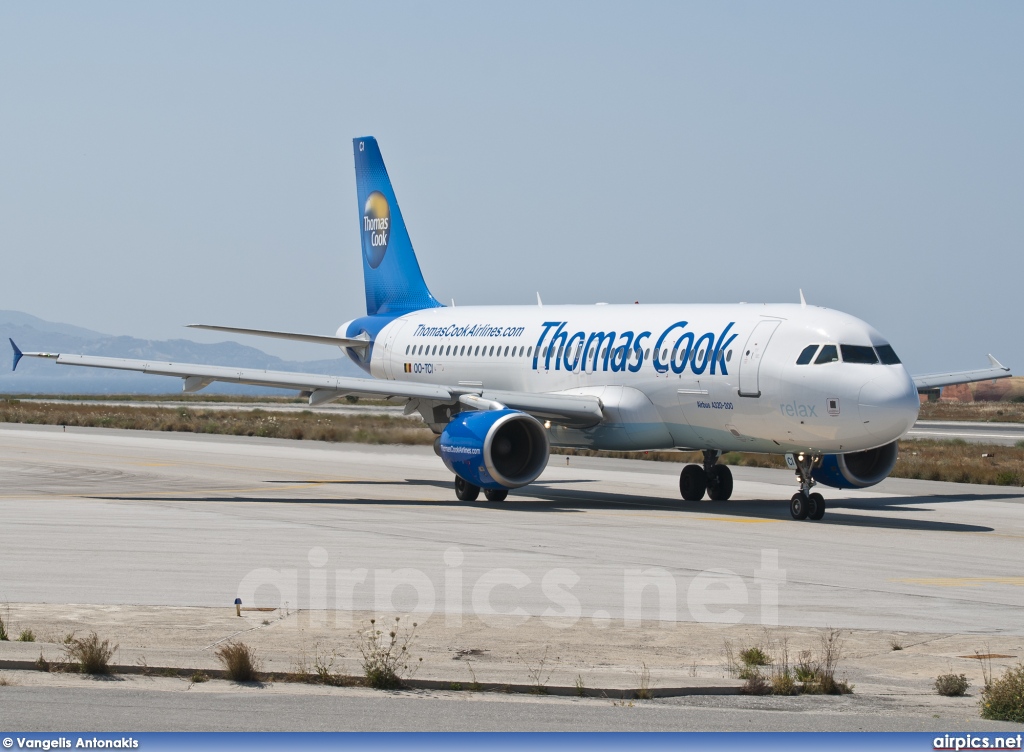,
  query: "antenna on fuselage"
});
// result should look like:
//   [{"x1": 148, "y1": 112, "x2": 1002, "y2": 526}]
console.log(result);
[
  {"x1": 451, "y1": 298, "x2": 456, "y2": 307},
  {"x1": 536, "y1": 292, "x2": 543, "y2": 307},
  {"x1": 799, "y1": 289, "x2": 807, "y2": 308}
]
